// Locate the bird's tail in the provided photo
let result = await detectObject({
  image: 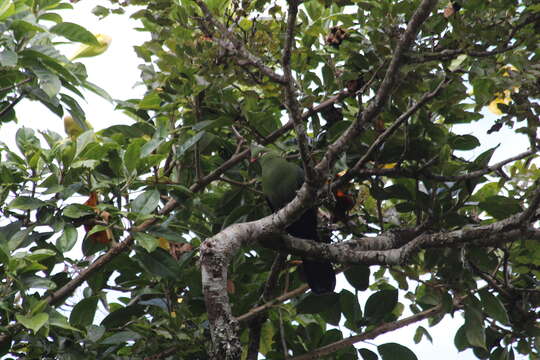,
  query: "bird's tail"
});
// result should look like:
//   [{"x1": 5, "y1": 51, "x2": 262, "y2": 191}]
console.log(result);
[{"x1": 302, "y1": 260, "x2": 336, "y2": 294}]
